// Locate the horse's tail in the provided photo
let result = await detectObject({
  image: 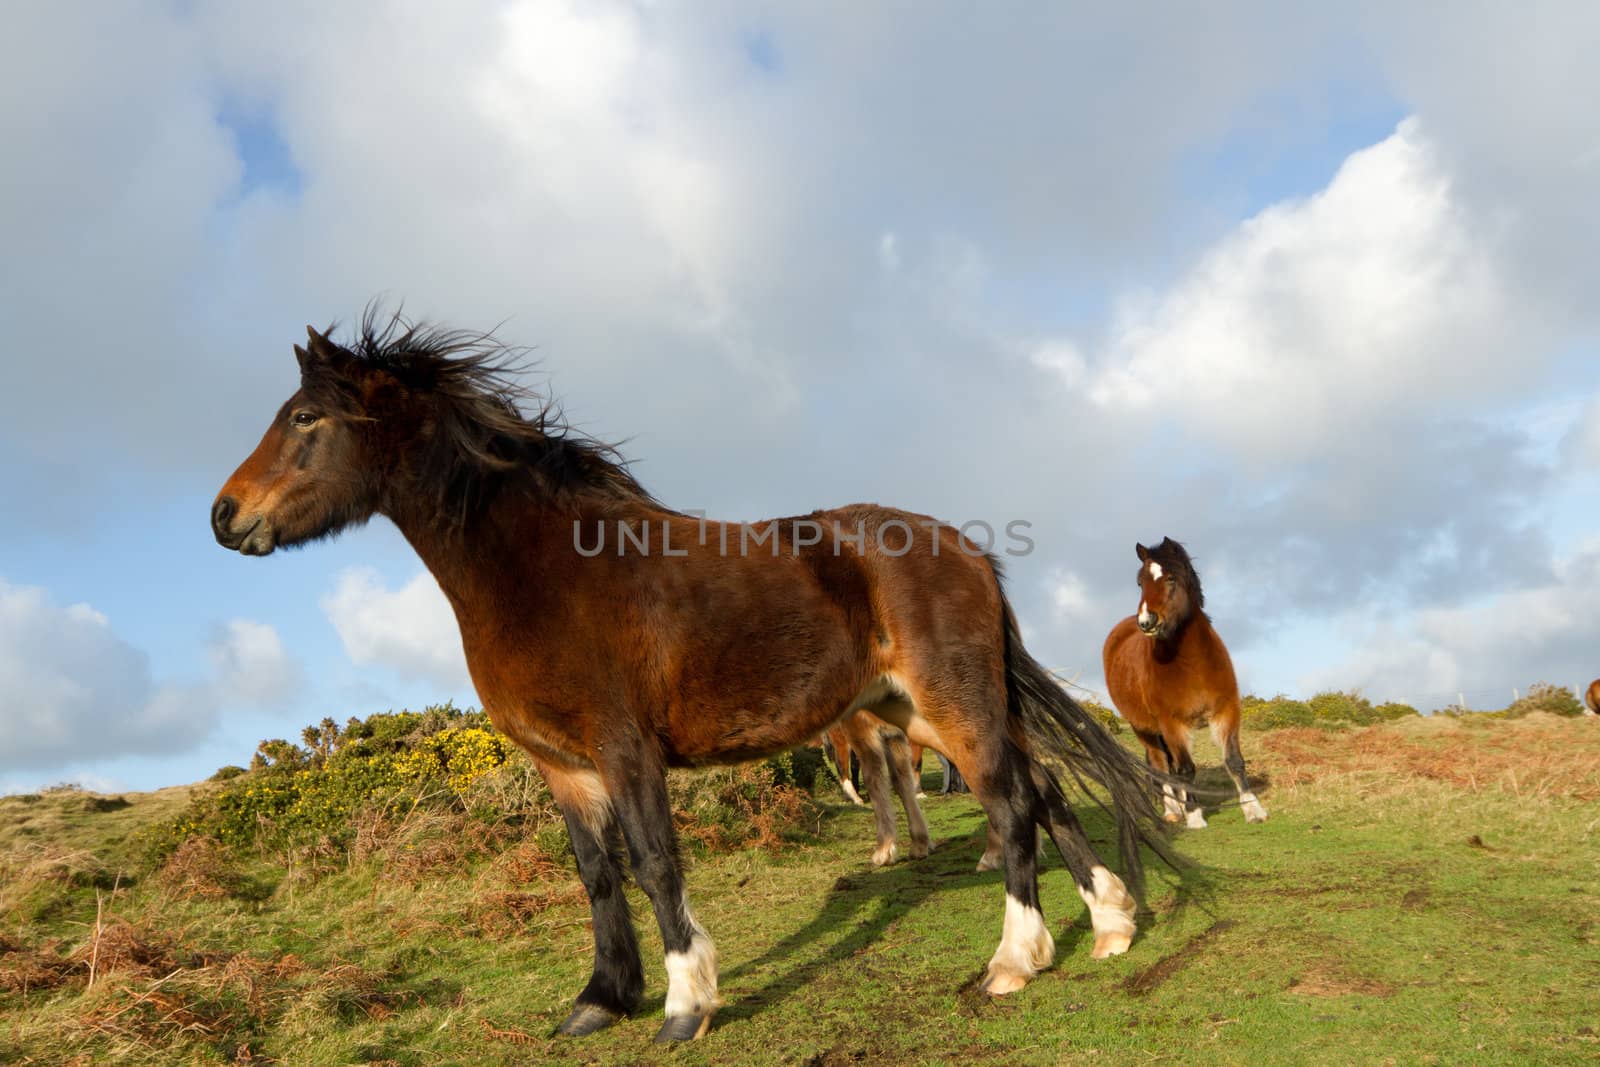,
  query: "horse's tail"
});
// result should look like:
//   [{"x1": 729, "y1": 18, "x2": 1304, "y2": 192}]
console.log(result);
[{"x1": 992, "y1": 559, "x2": 1177, "y2": 902}]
